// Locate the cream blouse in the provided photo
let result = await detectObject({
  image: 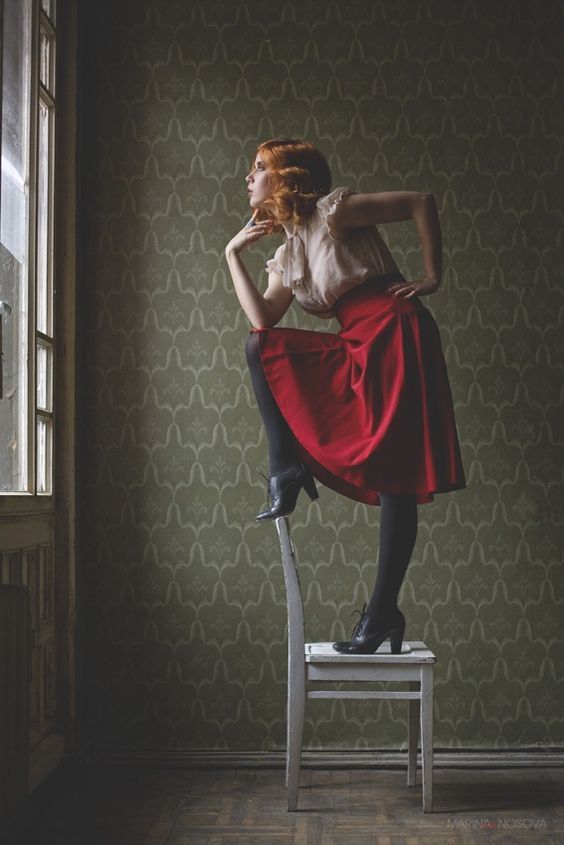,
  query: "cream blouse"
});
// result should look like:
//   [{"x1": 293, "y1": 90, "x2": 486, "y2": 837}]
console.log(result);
[{"x1": 265, "y1": 187, "x2": 402, "y2": 318}]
